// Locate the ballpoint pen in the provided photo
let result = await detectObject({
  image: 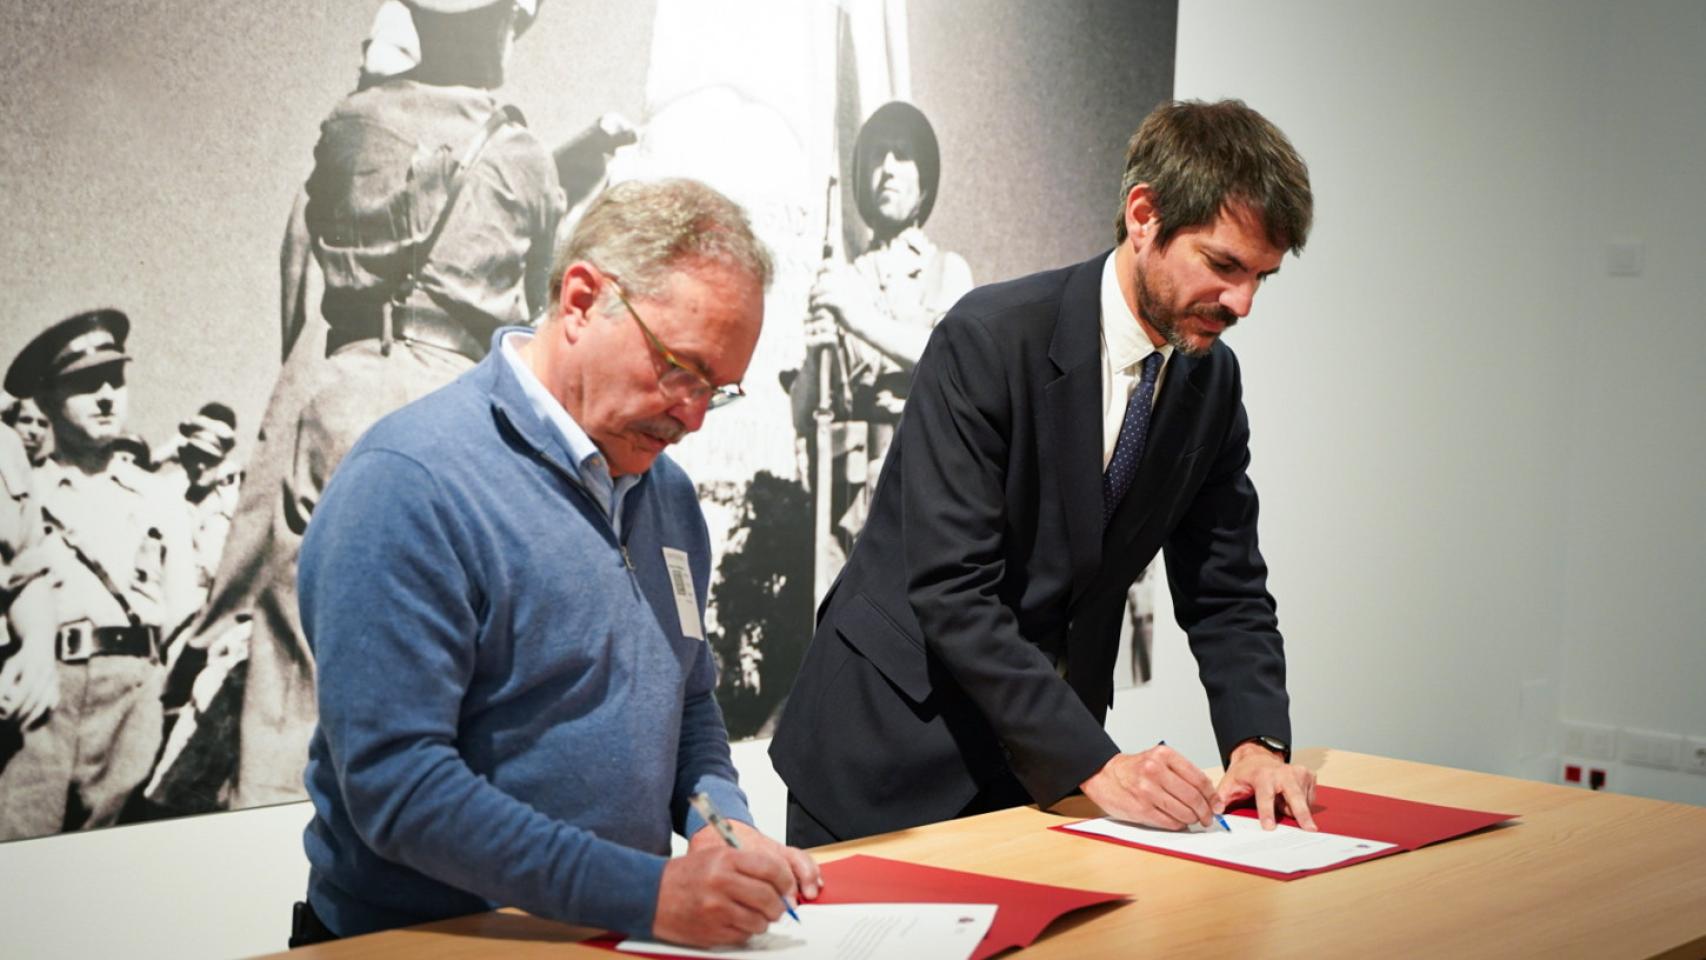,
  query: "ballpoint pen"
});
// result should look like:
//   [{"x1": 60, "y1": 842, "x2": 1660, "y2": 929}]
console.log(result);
[
  {"x1": 688, "y1": 792, "x2": 802, "y2": 923},
  {"x1": 1157, "y1": 740, "x2": 1230, "y2": 831}
]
